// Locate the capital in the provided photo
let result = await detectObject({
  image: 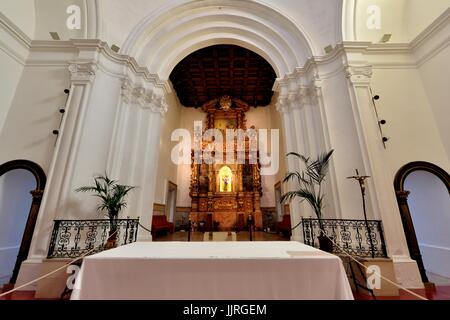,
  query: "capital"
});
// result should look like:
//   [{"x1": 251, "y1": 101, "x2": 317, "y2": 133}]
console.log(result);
[
  {"x1": 396, "y1": 190, "x2": 411, "y2": 202},
  {"x1": 275, "y1": 96, "x2": 290, "y2": 114},
  {"x1": 345, "y1": 65, "x2": 373, "y2": 84},
  {"x1": 68, "y1": 61, "x2": 97, "y2": 83}
]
